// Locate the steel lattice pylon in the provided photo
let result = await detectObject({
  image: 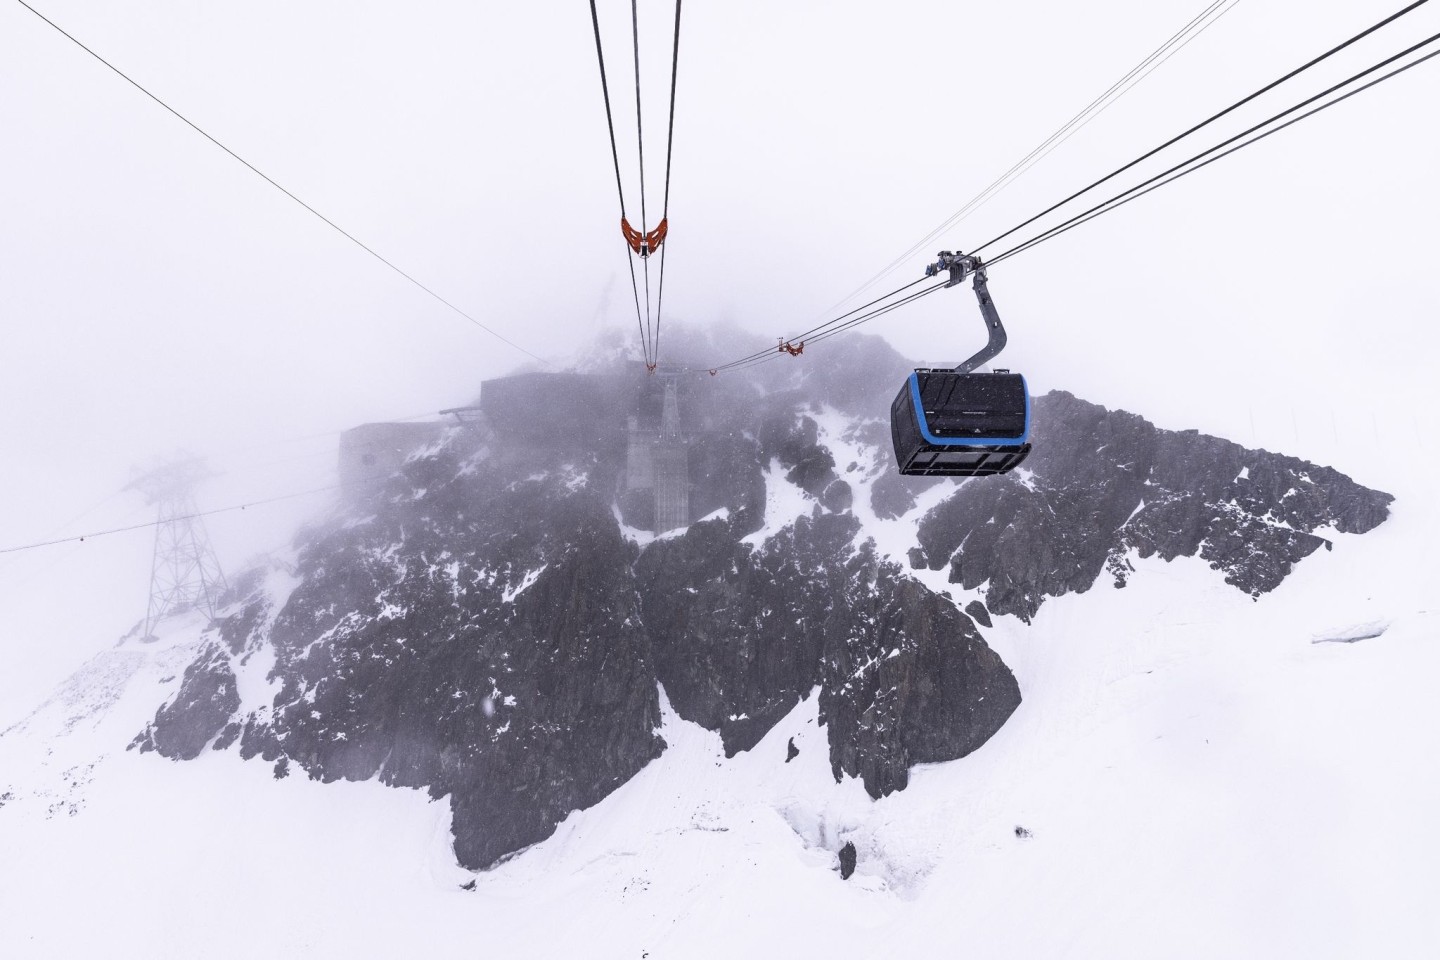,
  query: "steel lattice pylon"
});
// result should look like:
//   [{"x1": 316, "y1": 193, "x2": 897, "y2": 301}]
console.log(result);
[{"x1": 126, "y1": 456, "x2": 229, "y2": 642}]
